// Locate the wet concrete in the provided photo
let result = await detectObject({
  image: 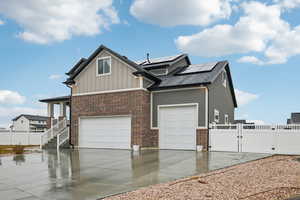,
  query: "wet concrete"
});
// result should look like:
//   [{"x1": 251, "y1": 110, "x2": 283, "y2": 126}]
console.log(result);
[{"x1": 0, "y1": 149, "x2": 270, "y2": 200}]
